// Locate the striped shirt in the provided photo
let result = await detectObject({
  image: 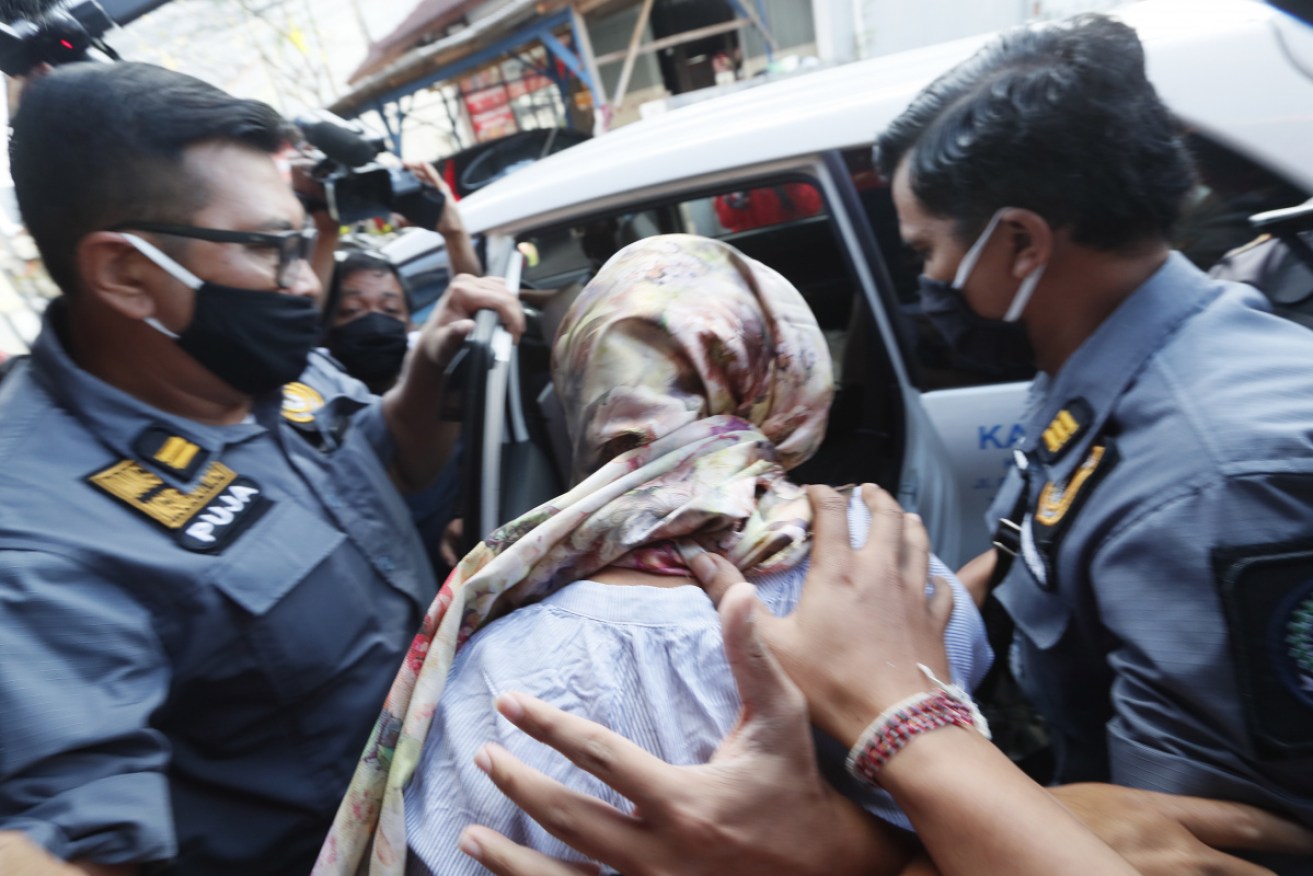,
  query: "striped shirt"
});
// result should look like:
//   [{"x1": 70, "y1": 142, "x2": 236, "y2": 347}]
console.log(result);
[{"x1": 405, "y1": 495, "x2": 992, "y2": 874}]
